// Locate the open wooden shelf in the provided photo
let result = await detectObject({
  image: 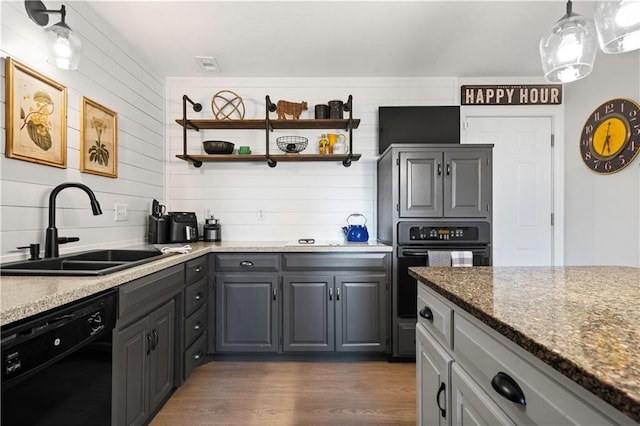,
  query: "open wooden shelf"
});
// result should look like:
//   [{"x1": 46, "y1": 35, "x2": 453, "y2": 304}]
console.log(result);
[{"x1": 176, "y1": 94, "x2": 360, "y2": 168}]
